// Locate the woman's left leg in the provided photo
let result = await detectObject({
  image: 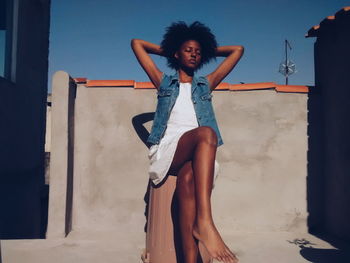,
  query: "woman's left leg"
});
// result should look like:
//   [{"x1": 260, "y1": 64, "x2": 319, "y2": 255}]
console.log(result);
[
  {"x1": 168, "y1": 127, "x2": 238, "y2": 263},
  {"x1": 176, "y1": 161, "x2": 198, "y2": 263}
]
